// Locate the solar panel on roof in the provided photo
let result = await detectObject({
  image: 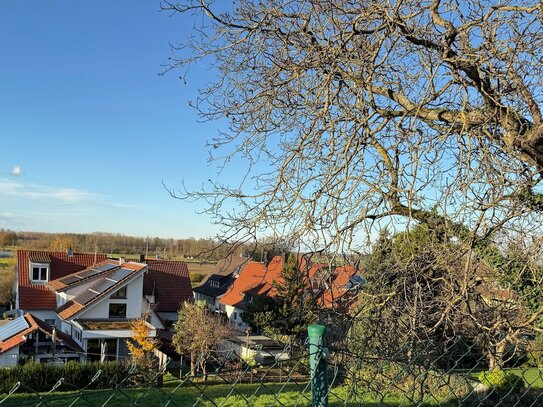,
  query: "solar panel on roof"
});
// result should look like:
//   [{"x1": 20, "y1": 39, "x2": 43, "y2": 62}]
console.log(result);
[
  {"x1": 72, "y1": 266, "x2": 137, "y2": 306},
  {"x1": 74, "y1": 268, "x2": 102, "y2": 279},
  {"x1": 75, "y1": 289, "x2": 100, "y2": 305},
  {"x1": 108, "y1": 268, "x2": 133, "y2": 282},
  {"x1": 92, "y1": 263, "x2": 118, "y2": 273},
  {"x1": 0, "y1": 316, "x2": 29, "y2": 341},
  {"x1": 58, "y1": 275, "x2": 81, "y2": 285},
  {"x1": 90, "y1": 279, "x2": 117, "y2": 295},
  {"x1": 69, "y1": 263, "x2": 116, "y2": 281}
]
